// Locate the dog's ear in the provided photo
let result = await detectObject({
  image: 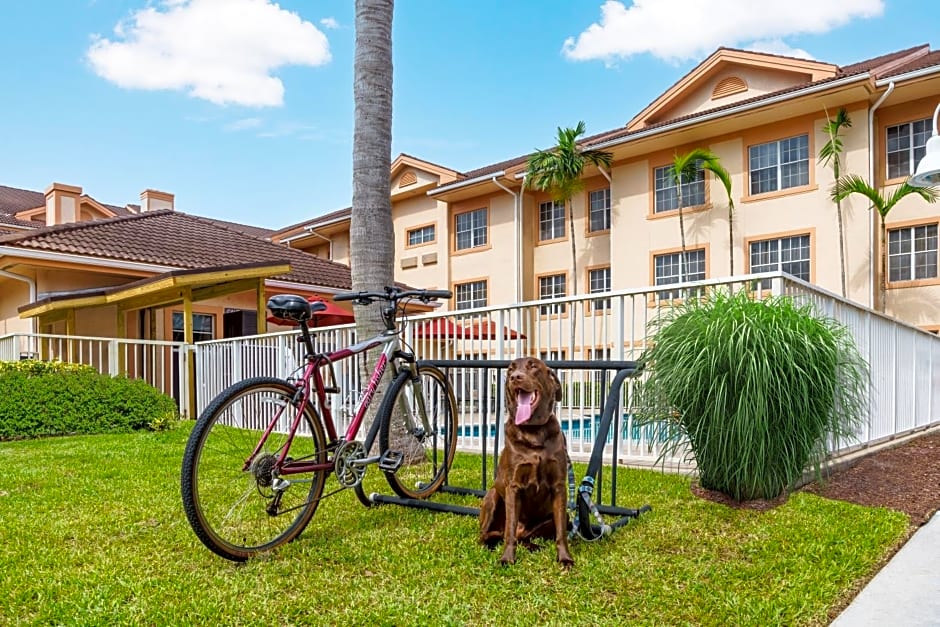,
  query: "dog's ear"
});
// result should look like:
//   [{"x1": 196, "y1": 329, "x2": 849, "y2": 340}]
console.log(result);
[{"x1": 550, "y1": 368, "x2": 562, "y2": 402}]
